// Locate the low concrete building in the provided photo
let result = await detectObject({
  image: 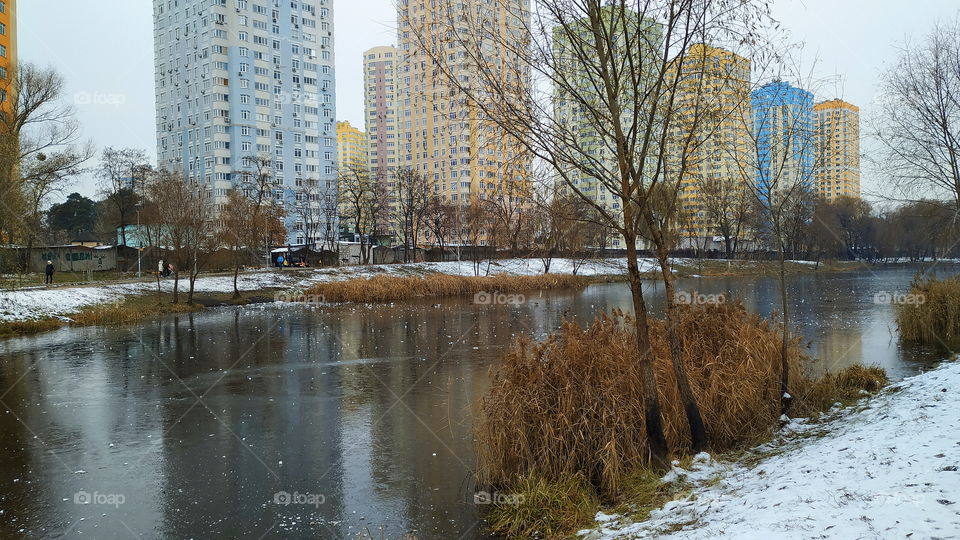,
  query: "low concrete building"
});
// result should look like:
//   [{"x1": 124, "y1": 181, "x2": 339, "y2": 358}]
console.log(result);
[{"x1": 30, "y1": 245, "x2": 118, "y2": 273}]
